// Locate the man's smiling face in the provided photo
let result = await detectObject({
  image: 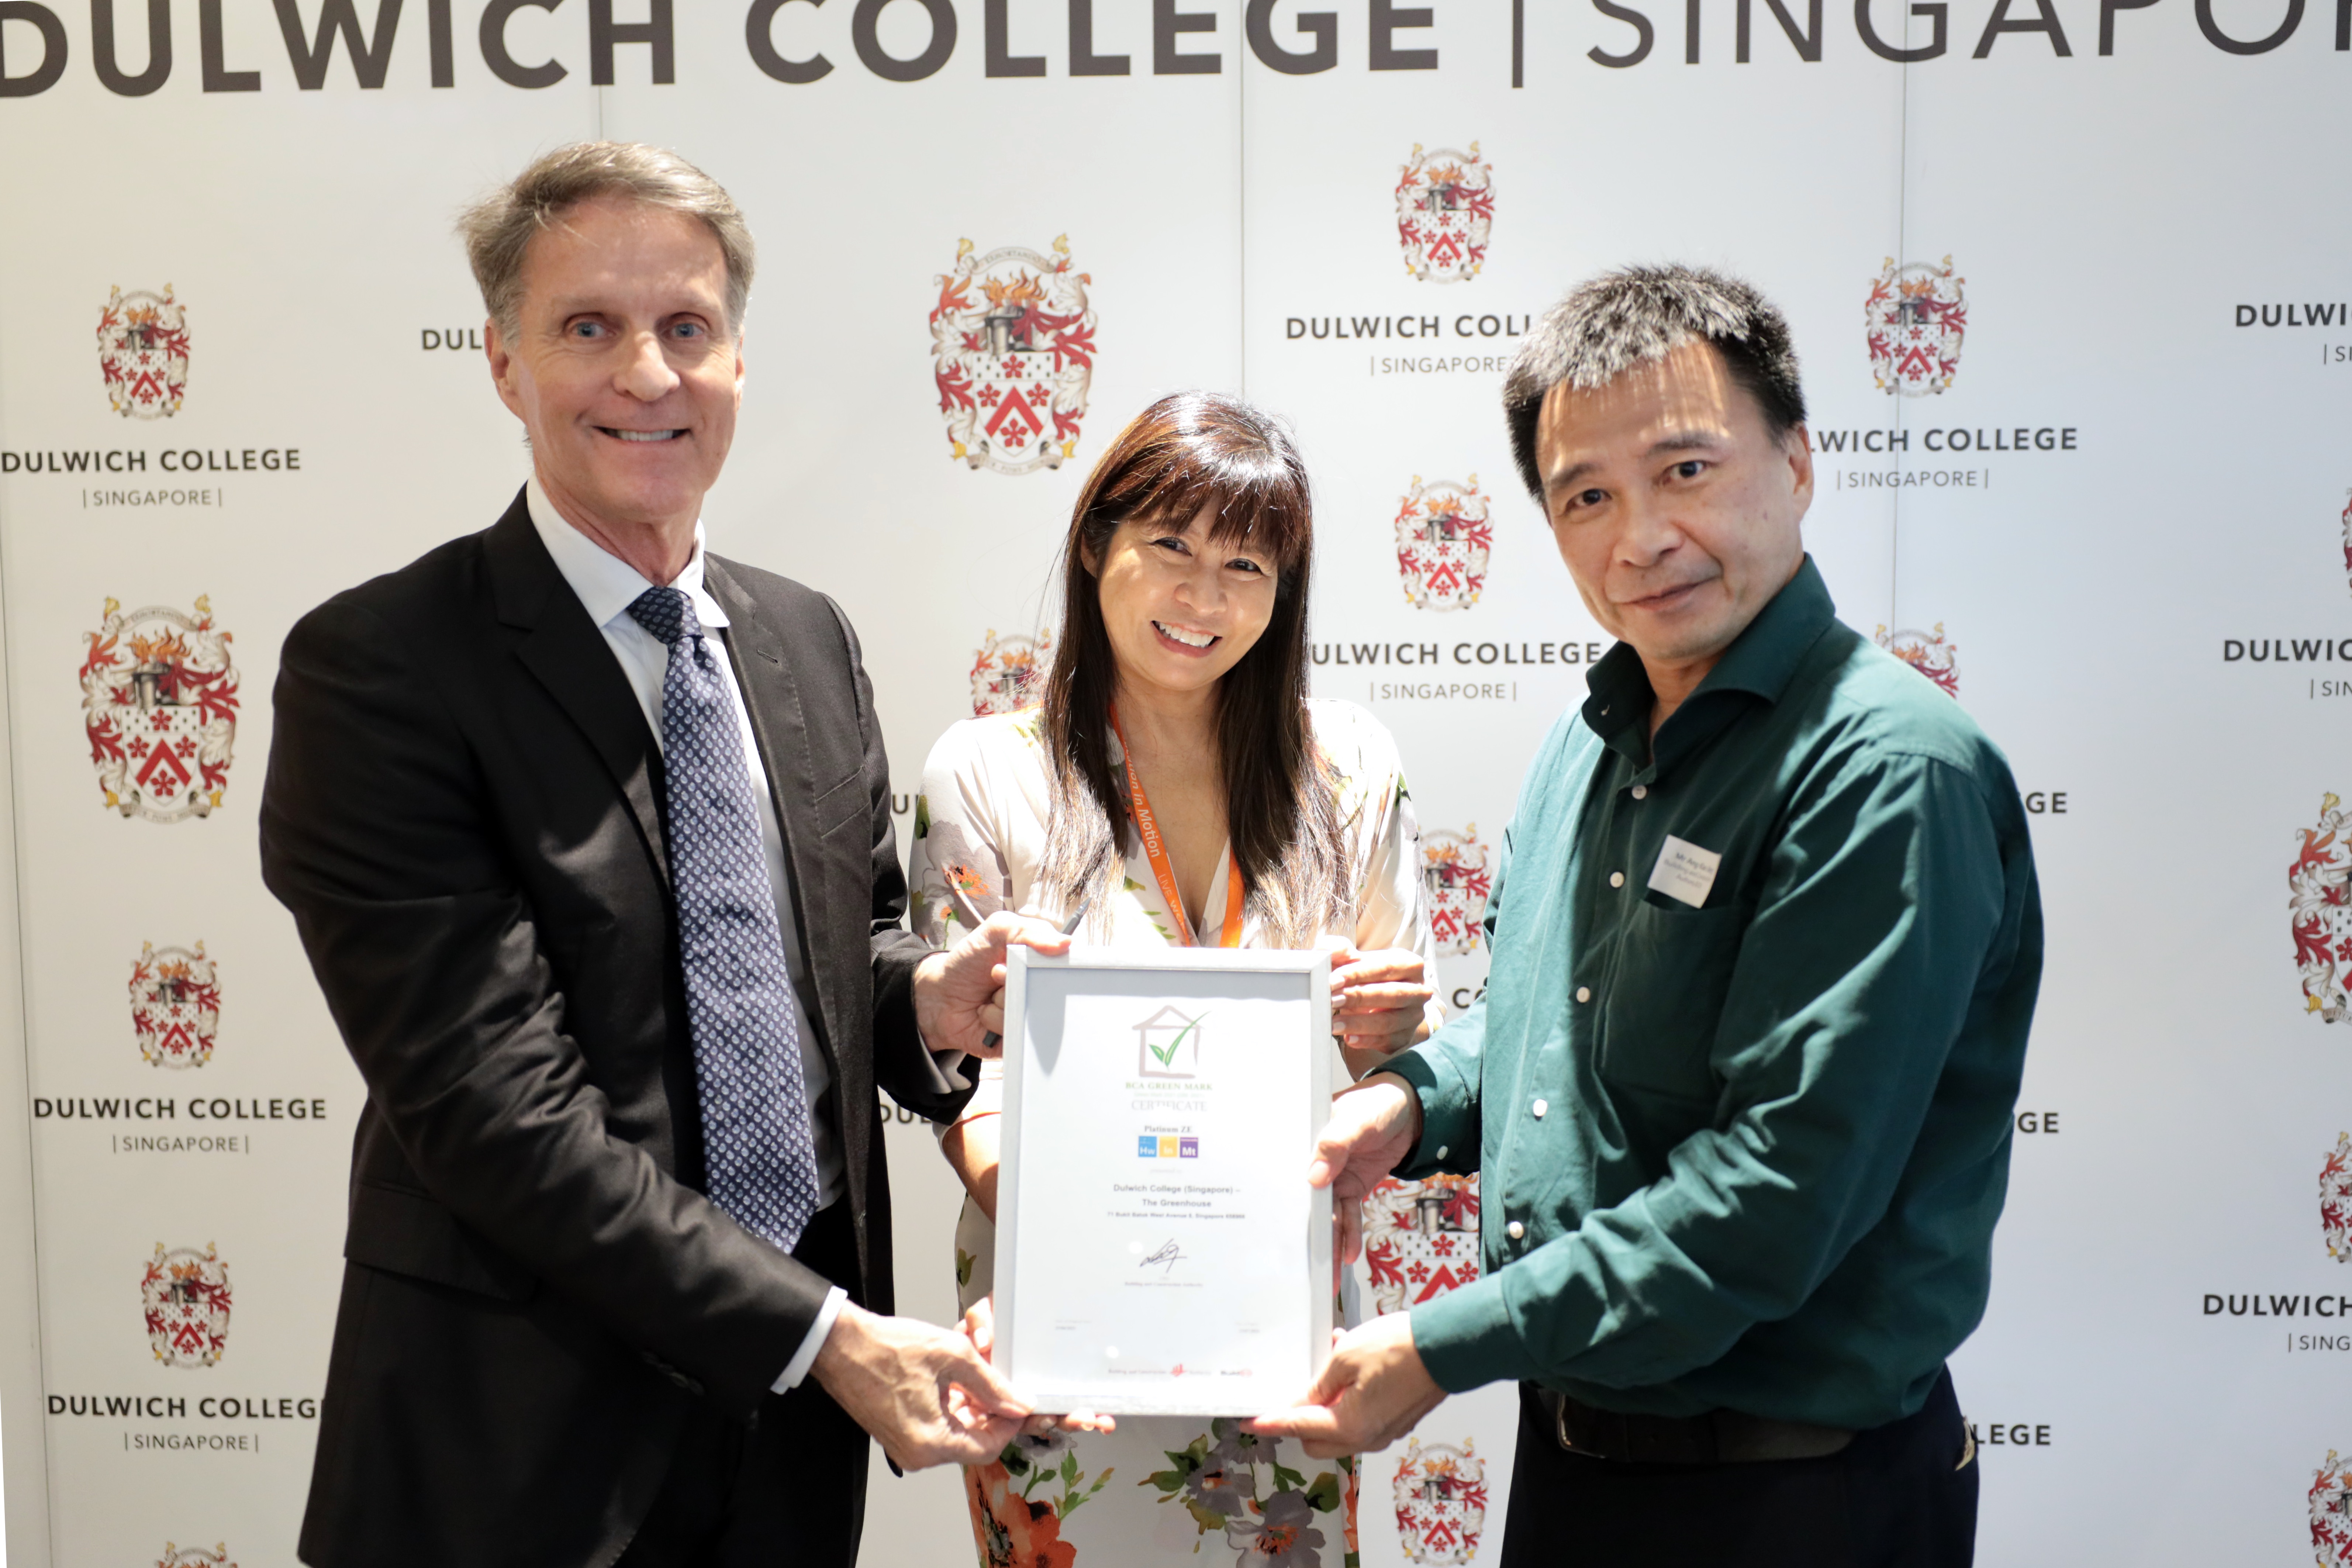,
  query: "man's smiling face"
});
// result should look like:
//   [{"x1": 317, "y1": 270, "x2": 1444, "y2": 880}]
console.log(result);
[
  {"x1": 488, "y1": 192, "x2": 743, "y2": 543},
  {"x1": 1535, "y1": 336, "x2": 1812, "y2": 697}
]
